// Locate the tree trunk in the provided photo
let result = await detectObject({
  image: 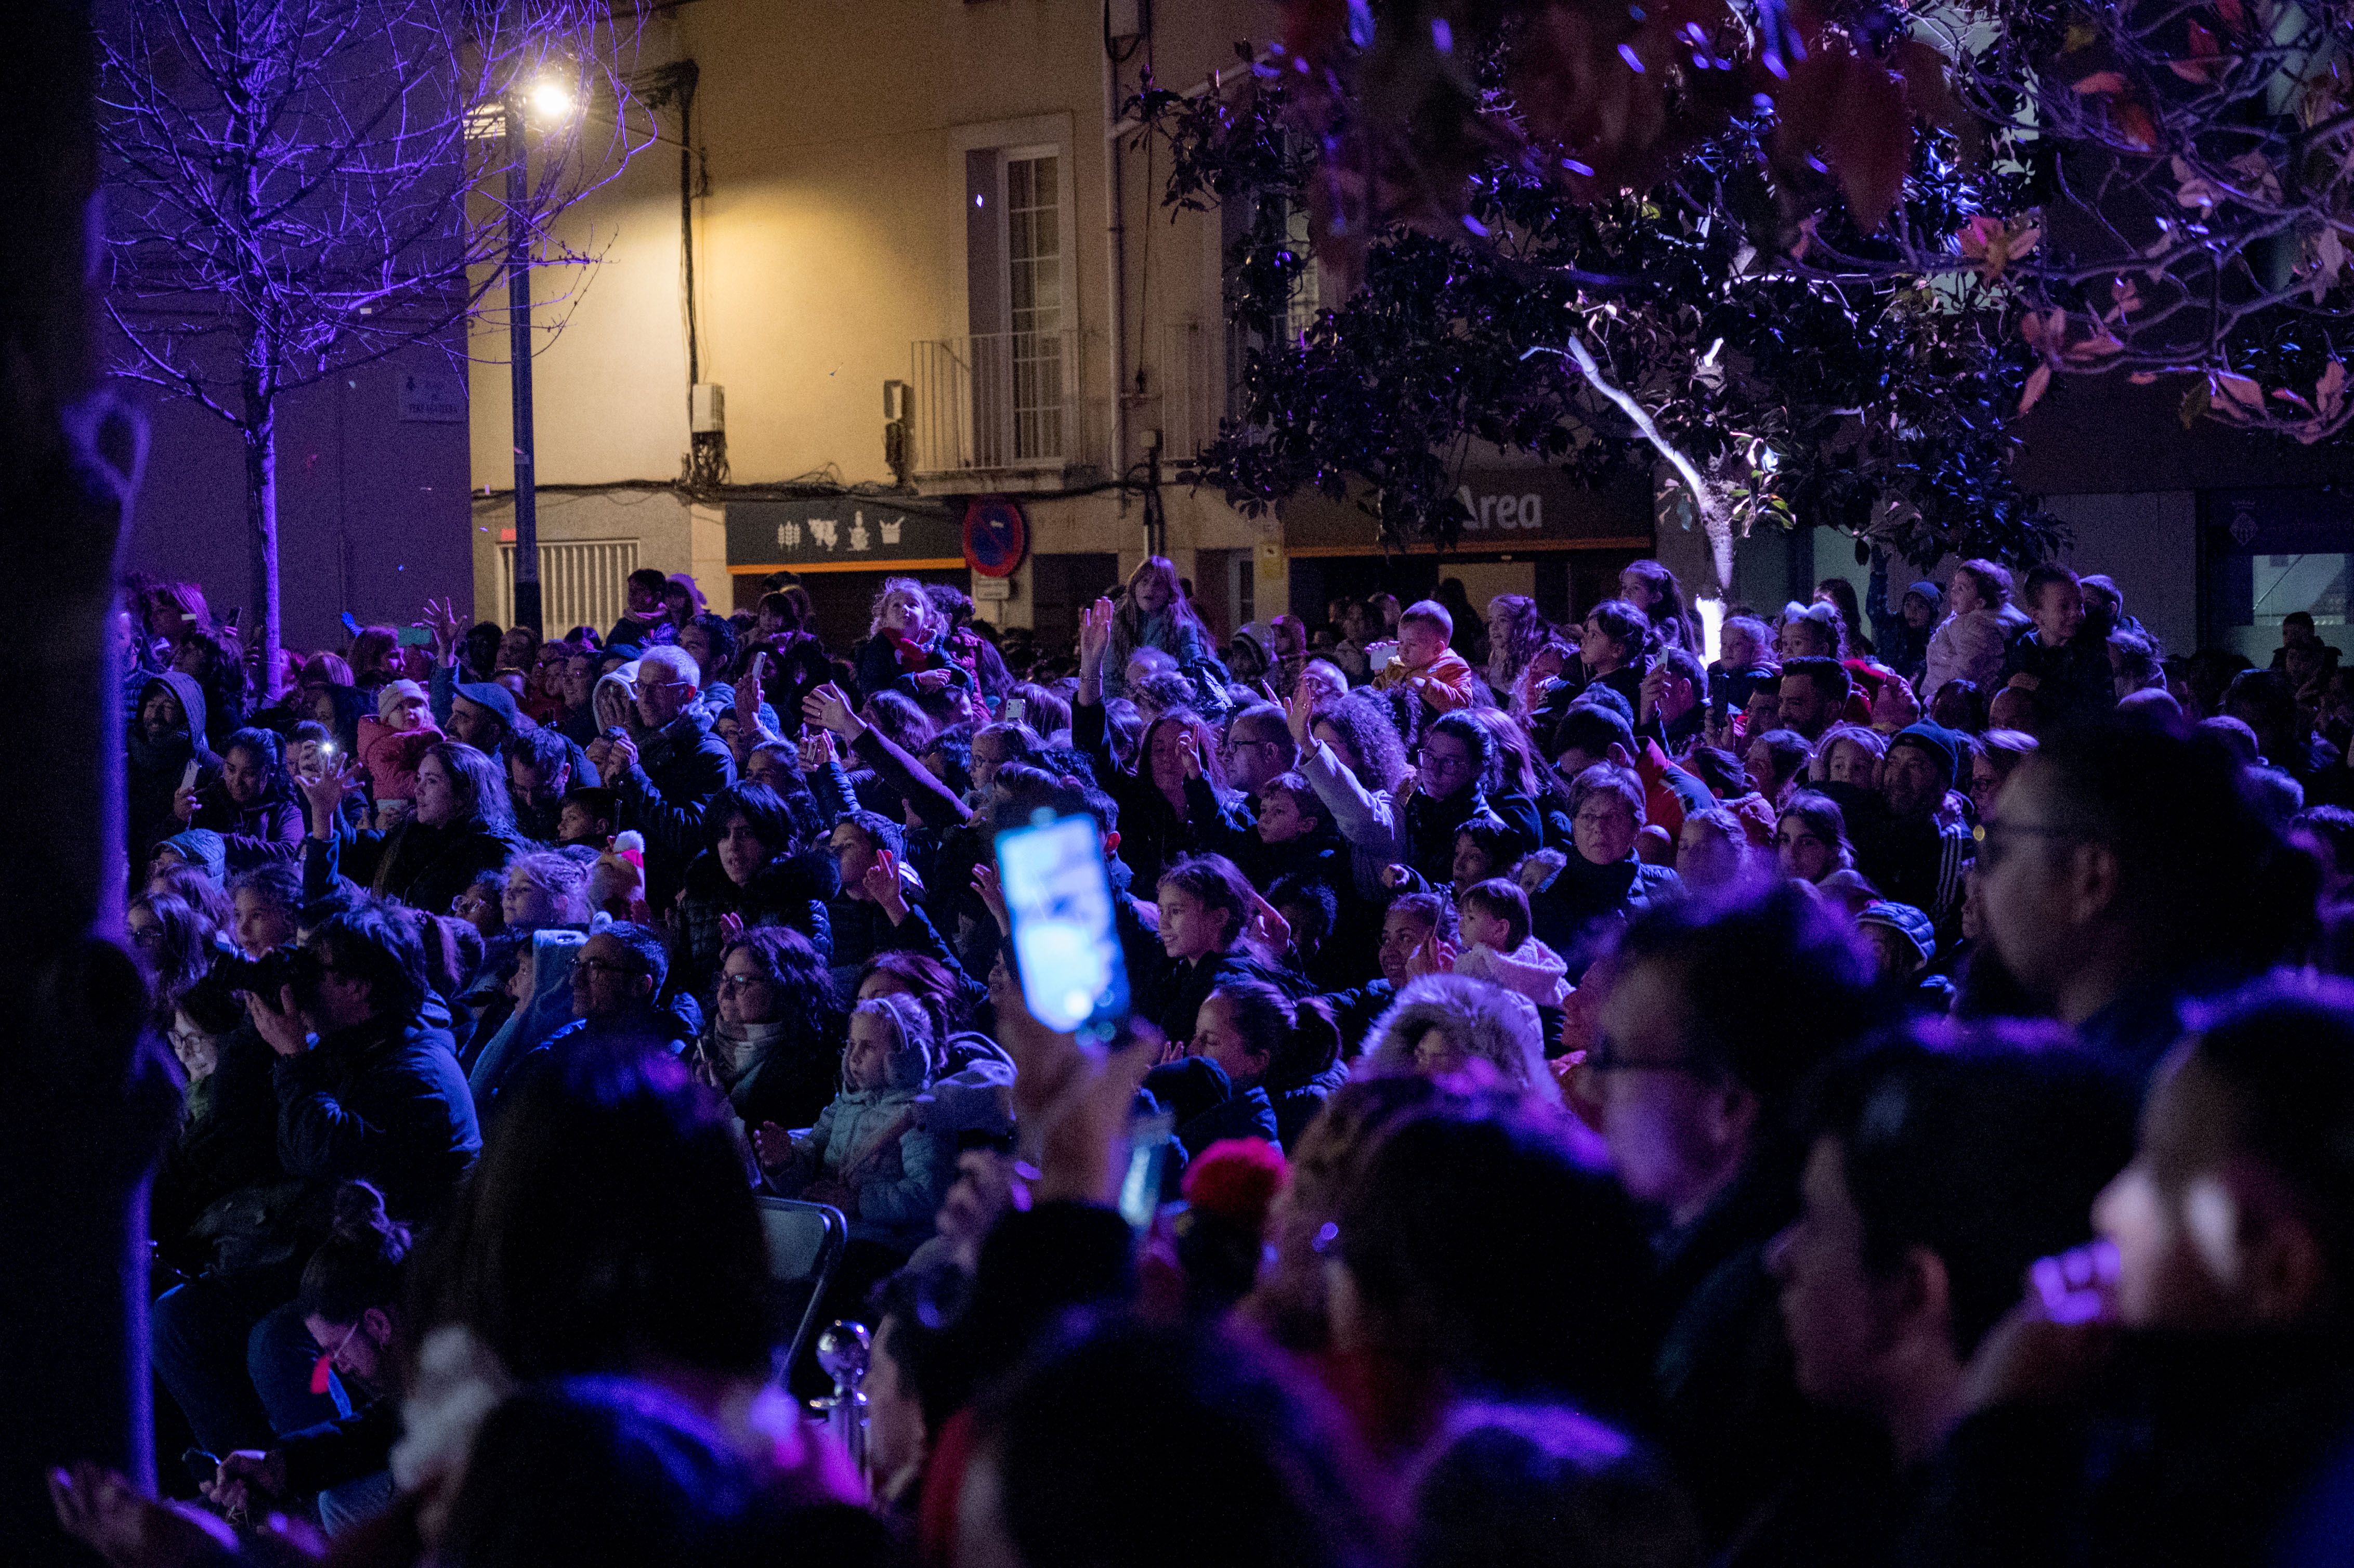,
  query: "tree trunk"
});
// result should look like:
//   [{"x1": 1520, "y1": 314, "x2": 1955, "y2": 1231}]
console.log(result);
[
  {"x1": 0, "y1": 2, "x2": 183, "y2": 1560},
  {"x1": 244, "y1": 352, "x2": 283, "y2": 691}
]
